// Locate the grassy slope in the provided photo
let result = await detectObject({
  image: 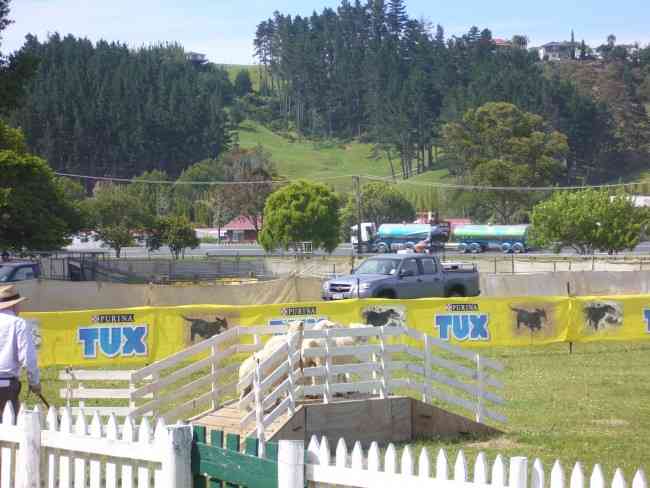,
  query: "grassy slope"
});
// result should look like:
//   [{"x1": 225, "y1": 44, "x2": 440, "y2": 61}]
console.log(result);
[
  {"x1": 22, "y1": 341, "x2": 649, "y2": 476},
  {"x1": 236, "y1": 120, "x2": 448, "y2": 194}
]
